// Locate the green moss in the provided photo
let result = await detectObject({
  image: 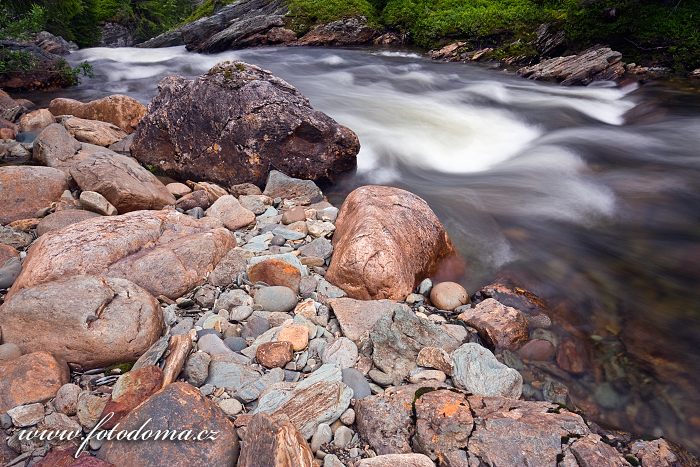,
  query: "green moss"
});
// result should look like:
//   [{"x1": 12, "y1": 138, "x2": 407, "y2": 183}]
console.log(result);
[
  {"x1": 286, "y1": 0, "x2": 379, "y2": 34},
  {"x1": 183, "y1": 0, "x2": 238, "y2": 23}
]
